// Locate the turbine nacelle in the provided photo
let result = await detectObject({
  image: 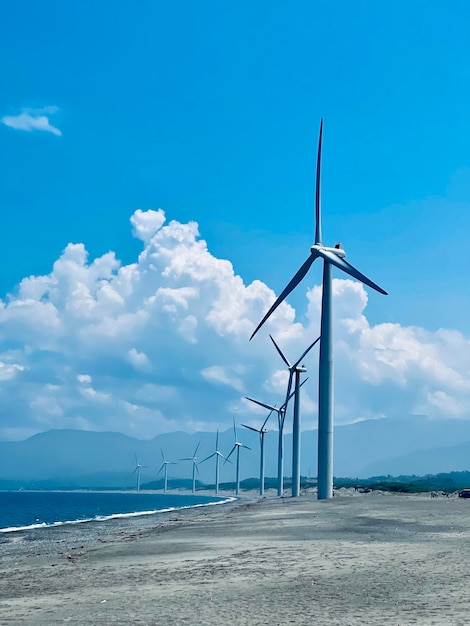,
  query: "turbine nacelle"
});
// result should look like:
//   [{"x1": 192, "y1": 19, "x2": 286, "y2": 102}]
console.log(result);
[{"x1": 310, "y1": 243, "x2": 346, "y2": 258}]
